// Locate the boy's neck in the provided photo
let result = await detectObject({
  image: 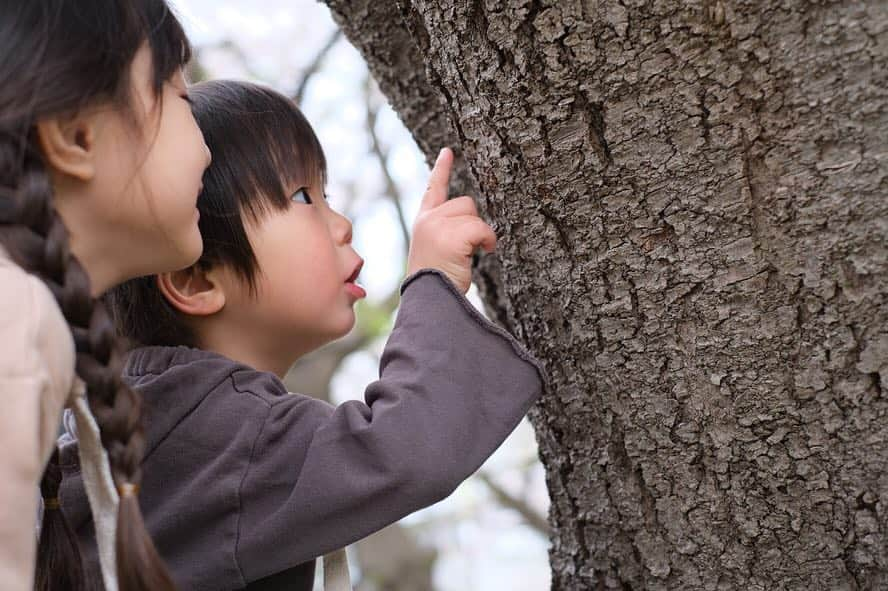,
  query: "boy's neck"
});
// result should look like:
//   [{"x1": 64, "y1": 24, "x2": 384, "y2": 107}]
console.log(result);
[
  {"x1": 205, "y1": 342, "x2": 291, "y2": 378},
  {"x1": 191, "y1": 319, "x2": 327, "y2": 379}
]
